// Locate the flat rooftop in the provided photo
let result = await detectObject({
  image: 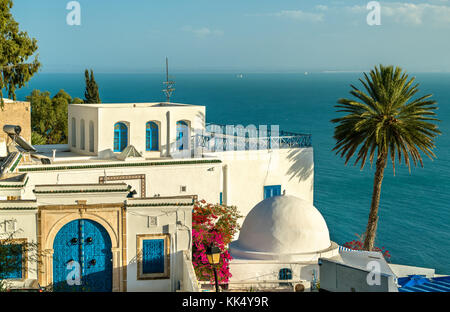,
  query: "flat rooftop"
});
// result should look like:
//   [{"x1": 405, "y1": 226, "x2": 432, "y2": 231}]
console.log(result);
[{"x1": 70, "y1": 102, "x2": 203, "y2": 108}]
